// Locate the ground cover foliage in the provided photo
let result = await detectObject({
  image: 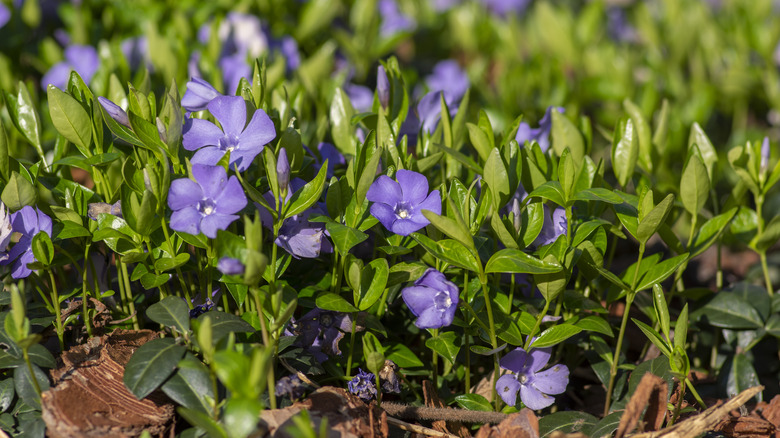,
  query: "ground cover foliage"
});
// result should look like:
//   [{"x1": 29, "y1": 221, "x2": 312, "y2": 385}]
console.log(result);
[{"x1": 0, "y1": 0, "x2": 778, "y2": 436}]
